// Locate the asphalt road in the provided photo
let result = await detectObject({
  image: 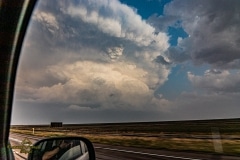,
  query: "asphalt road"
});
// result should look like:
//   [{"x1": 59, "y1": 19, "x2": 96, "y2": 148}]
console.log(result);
[{"x1": 9, "y1": 133, "x2": 240, "y2": 160}]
